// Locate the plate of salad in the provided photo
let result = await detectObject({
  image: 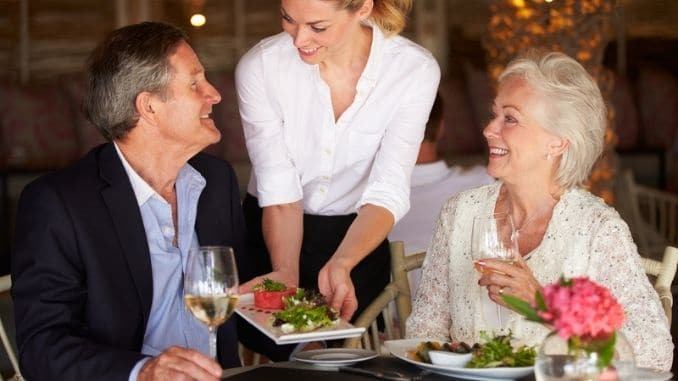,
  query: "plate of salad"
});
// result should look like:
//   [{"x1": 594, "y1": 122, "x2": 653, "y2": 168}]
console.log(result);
[
  {"x1": 236, "y1": 288, "x2": 365, "y2": 345},
  {"x1": 385, "y1": 332, "x2": 535, "y2": 380}
]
